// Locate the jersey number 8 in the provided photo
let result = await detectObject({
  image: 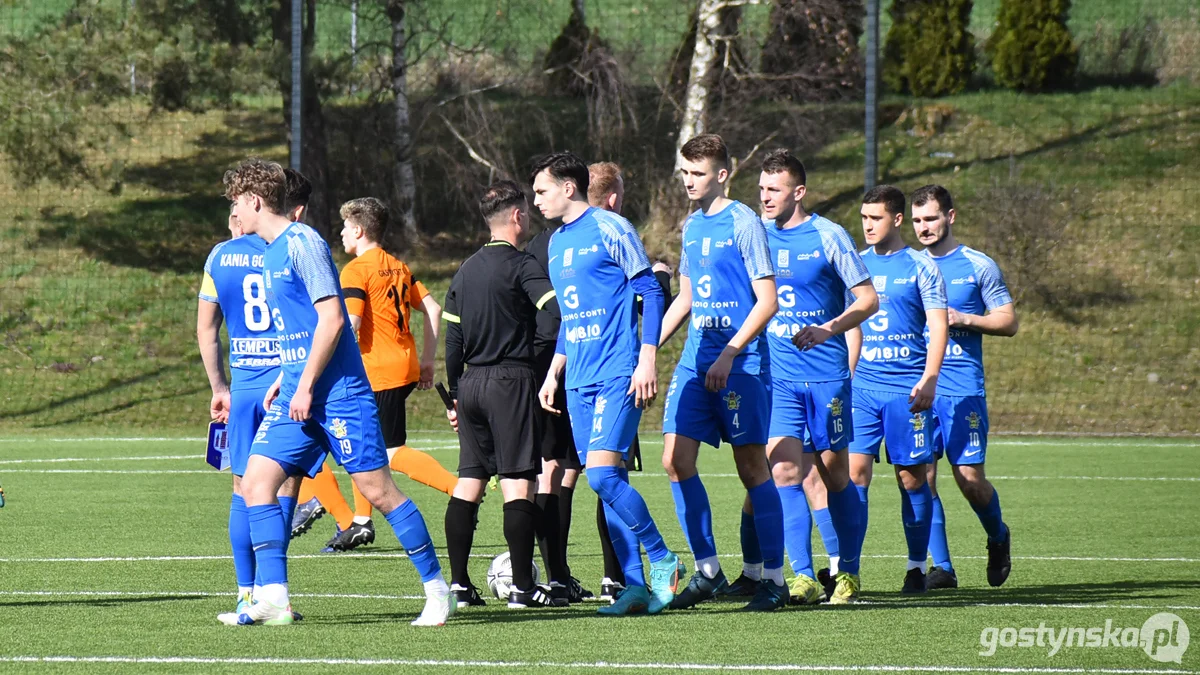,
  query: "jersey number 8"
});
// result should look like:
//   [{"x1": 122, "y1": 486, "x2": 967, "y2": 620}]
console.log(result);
[{"x1": 242, "y1": 273, "x2": 270, "y2": 331}]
